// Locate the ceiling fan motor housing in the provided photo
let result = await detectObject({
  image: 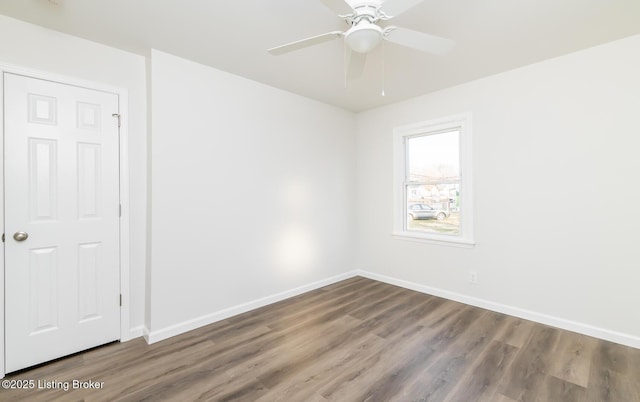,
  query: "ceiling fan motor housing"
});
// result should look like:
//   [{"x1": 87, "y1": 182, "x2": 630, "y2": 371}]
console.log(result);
[{"x1": 344, "y1": 3, "x2": 385, "y2": 53}]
